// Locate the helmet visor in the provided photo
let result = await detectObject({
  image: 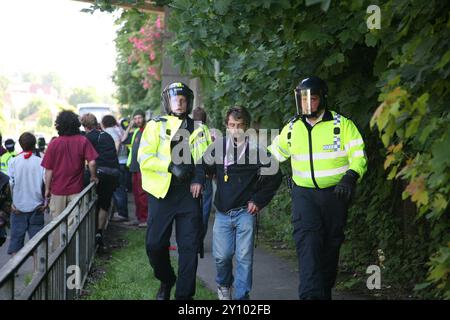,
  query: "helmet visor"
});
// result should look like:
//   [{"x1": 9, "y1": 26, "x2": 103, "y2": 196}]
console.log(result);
[
  {"x1": 295, "y1": 89, "x2": 313, "y2": 116},
  {"x1": 166, "y1": 88, "x2": 189, "y2": 114}
]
